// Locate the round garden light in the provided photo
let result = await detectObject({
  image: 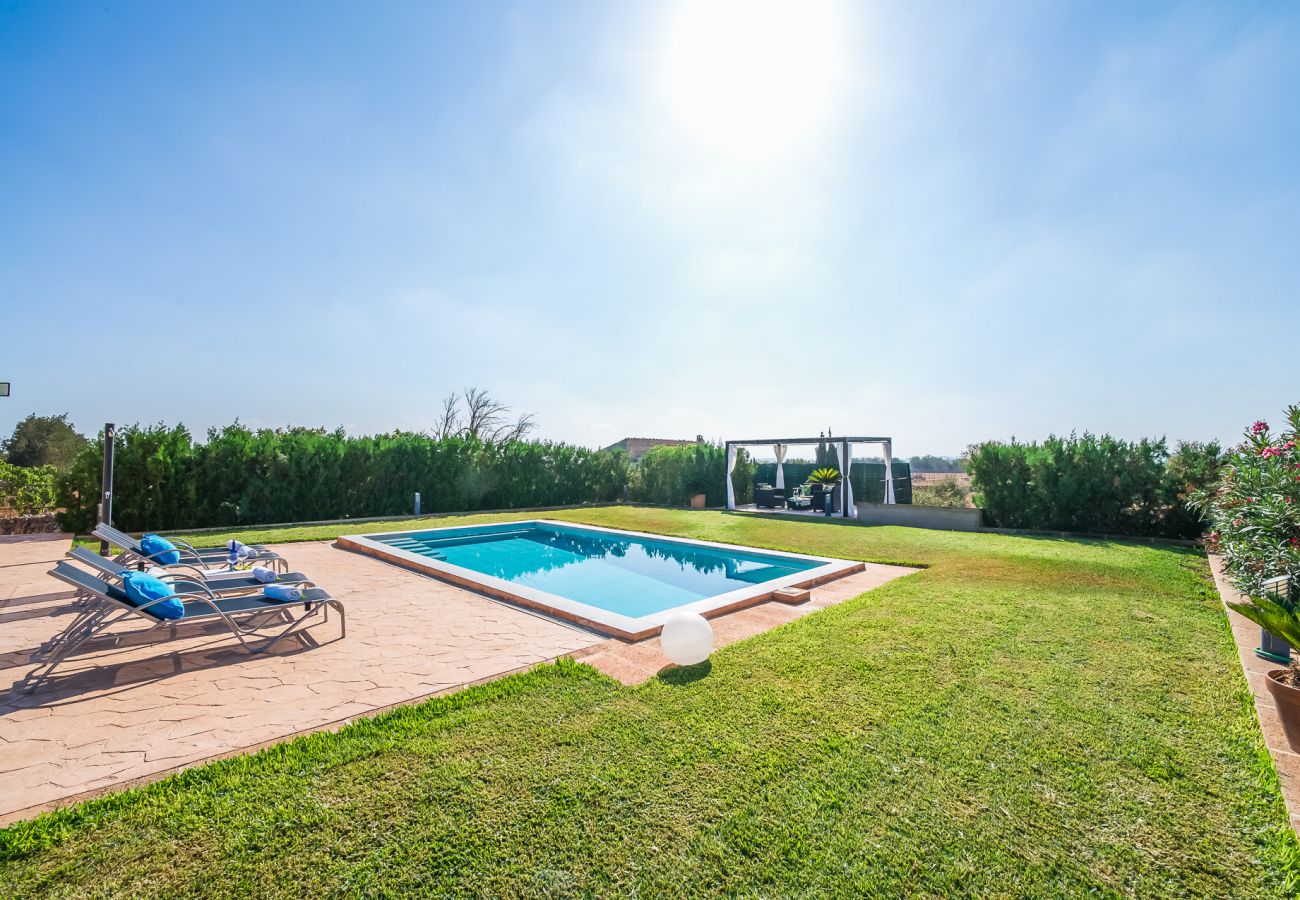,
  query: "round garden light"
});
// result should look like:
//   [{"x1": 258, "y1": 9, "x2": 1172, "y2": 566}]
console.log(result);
[{"x1": 659, "y1": 611, "x2": 714, "y2": 666}]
